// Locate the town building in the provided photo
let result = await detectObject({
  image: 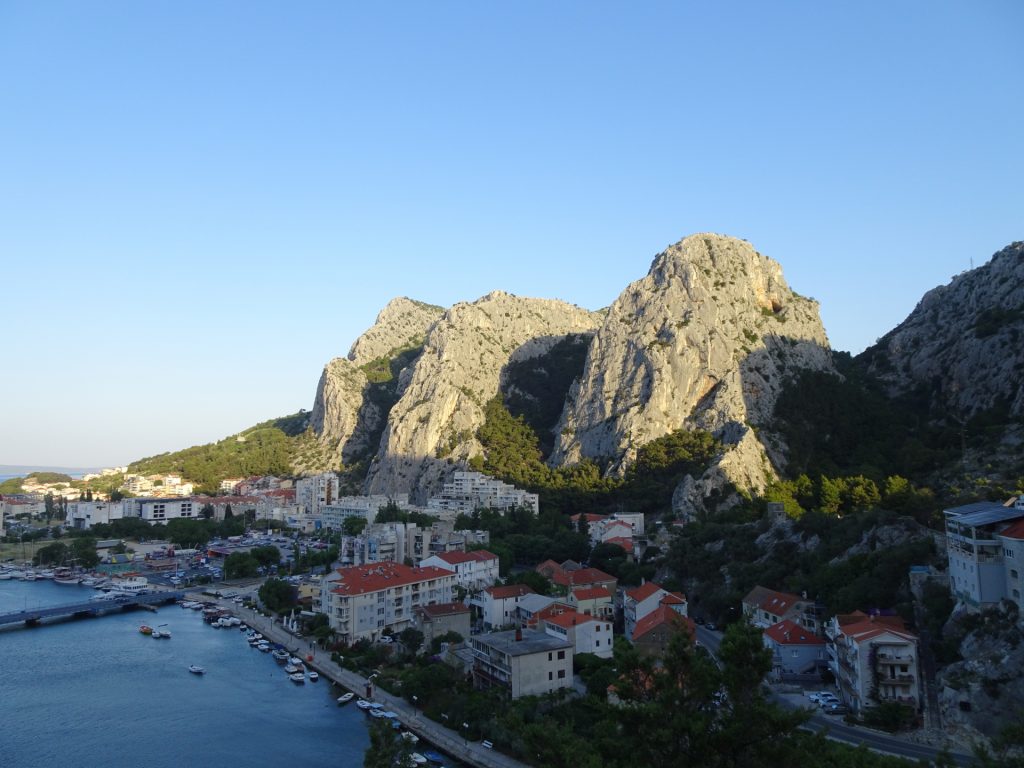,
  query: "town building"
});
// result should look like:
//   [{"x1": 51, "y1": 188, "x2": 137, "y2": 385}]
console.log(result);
[
  {"x1": 763, "y1": 619, "x2": 827, "y2": 679},
  {"x1": 631, "y1": 606, "x2": 697, "y2": 657},
  {"x1": 295, "y1": 472, "x2": 340, "y2": 517},
  {"x1": 470, "y1": 628, "x2": 573, "y2": 699},
  {"x1": 413, "y1": 601, "x2": 472, "y2": 650},
  {"x1": 568, "y1": 585, "x2": 614, "y2": 620},
  {"x1": 427, "y1": 471, "x2": 539, "y2": 515},
  {"x1": 999, "y1": 518, "x2": 1024, "y2": 612},
  {"x1": 536, "y1": 560, "x2": 617, "y2": 597},
  {"x1": 944, "y1": 498, "x2": 1024, "y2": 609},
  {"x1": 541, "y1": 610, "x2": 614, "y2": 659},
  {"x1": 65, "y1": 500, "x2": 126, "y2": 530},
  {"x1": 825, "y1": 611, "x2": 921, "y2": 715},
  {"x1": 742, "y1": 585, "x2": 820, "y2": 634},
  {"x1": 318, "y1": 561, "x2": 456, "y2": 645},
  {"x1": 474, "y1": 583, "x2": 535, "y2": 630},
  {"x1": 623, "y1": 581, "x2": 687, "y2": 641},
  {"x1": 419, "y1": 550, "x2": 499, "y2": 592}
]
